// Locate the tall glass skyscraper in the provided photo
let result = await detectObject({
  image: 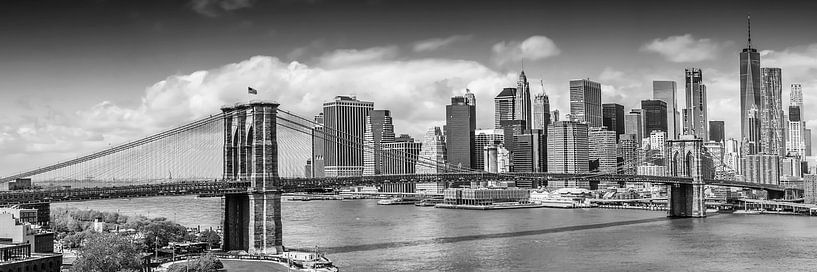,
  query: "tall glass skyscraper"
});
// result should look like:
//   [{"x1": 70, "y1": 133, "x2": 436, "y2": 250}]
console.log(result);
[
  {"x1": 569, "y1": 79, "x2": 602, "y2": 127},
  {"x1": 740, "y1": 16, "x2": 762, "y2": 155},
  {"x1": 322, "y1": 96, "x2": 374, "y2": 177},
  {"x1": 683, "y1": 68, "x2": 707, "y2": 140},
  {"x1": 533, "y1": 93, "x2": 551, "y2": 131},
  {"x1": 642, "y1": 100, "x2": 668, "y2": 135},
  {"x1": 446, "y1": 94, "x2": 476, "y2": 170},
  {"x1": 760, "y1": 67, "x2": 785, "y2": 156},
  {"x1": 653, "y1": 81, "x2": 678, "y2": 139},
  {"x1": 602, "y1": 103, "x2": 625, "y2": 139},
  {"x1": 494, "y1": 88, "x2": 516, "y2": 129}
]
